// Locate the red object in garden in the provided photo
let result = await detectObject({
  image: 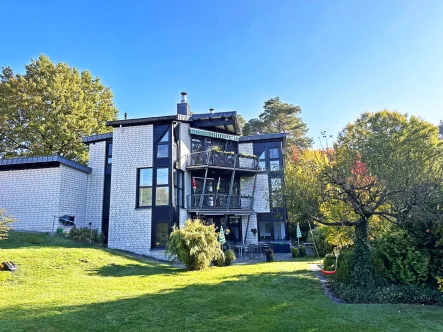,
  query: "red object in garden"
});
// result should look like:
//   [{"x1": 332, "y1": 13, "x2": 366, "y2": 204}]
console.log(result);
[{"x1": 321, "y1": 269, "x2": 337, "y2": 275}]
